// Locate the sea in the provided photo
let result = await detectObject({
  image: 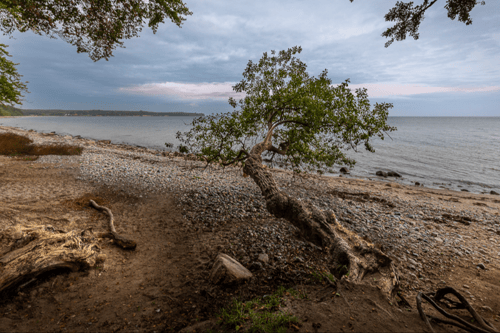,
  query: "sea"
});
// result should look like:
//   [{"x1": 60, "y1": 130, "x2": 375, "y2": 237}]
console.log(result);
[{"x1": 1, "y1": 116, "x2": 499, "y2": 194}]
